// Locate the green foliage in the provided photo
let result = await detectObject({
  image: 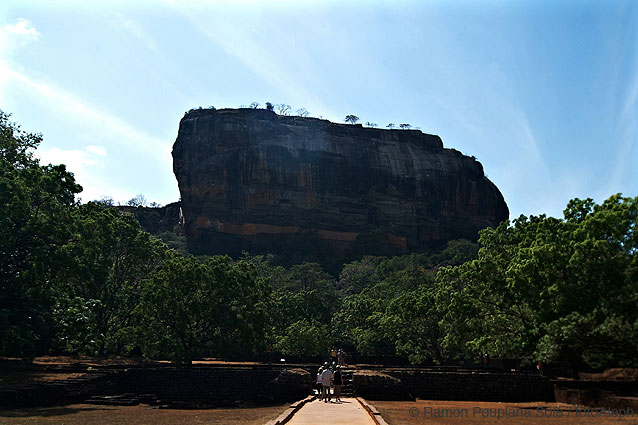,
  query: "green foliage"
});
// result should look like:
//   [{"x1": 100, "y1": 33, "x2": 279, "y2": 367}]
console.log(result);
[
  {"x1": 54, "y1": 202, "x2": 166, "y2": 355},
  {"x1": 136, "y1": 254, "x2": 269, "y2": 364},
  {"x1": 53, "y1": 297, "x2": 102, "y2": 355},
  {"x1": 331, "y1": 253, "x2": 442, "y2": 356},
  {"x1": 381, "y1": 284, "x2": 445, "y2": 364},
  {"x1": 266, "y1": 262, "x2": 339, "y2": 358},
  {"x1": 275, "y1": 320, "x2": 330, "y2": 359},
  {"x1": 0, "y1": 110, "x2": 82, "y2": 358},
  {"x1": 437, "y1": 195, "x2": 638, "y2": 369},
  {"x1": 154, "y1": 231, "x2": 188, "y2": 254}
]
